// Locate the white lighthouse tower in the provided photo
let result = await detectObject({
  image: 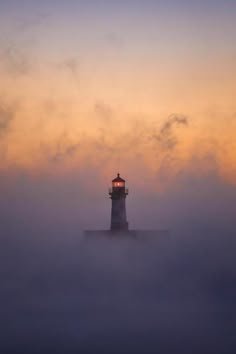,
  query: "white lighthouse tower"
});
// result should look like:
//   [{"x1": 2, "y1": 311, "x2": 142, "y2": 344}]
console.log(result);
[{"x1": 109, "y1": 173, "x2": 129, "y2": 231}]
